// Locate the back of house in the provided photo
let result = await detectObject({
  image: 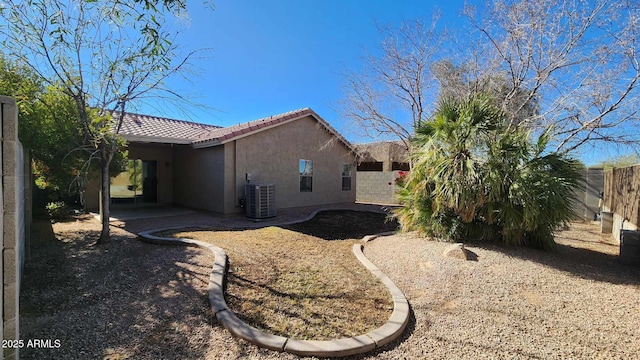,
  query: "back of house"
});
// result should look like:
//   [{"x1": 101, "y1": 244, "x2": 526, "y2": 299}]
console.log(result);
[{"x1": 84, "y1": 108, "x2": 357, "y2": 215}]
